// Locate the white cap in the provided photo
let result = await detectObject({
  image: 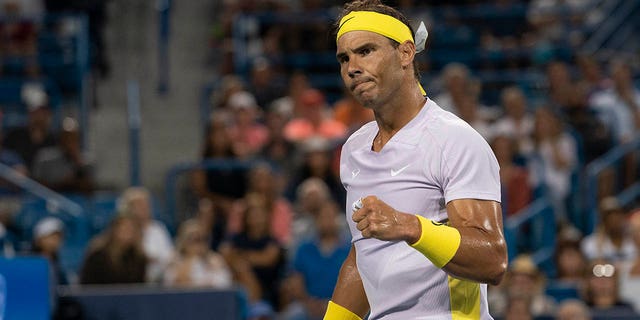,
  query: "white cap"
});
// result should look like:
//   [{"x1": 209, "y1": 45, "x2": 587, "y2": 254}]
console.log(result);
[
  {"x1": 301, "y1": 136, "x2": 331, "y2": 153},
  {"x1": 227, "y1": 91, "x2": 258, "y2": 110},
  {"x1": 33, "y1": 217, "x2": 63, "y2": 240},
  {"x1": 21, "y1": 83, "x2": 49, "y2": 111}
]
